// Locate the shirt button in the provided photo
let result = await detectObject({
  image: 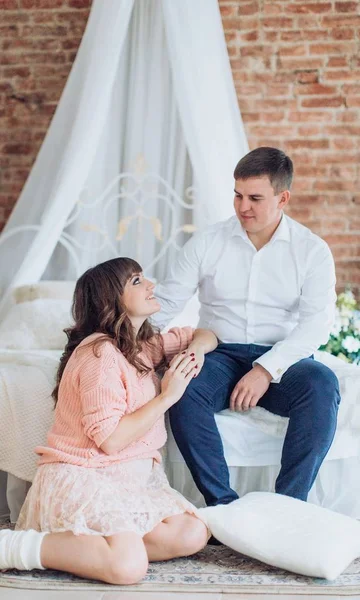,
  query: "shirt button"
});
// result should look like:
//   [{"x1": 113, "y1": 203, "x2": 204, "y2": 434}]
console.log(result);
[{"x1": 277, "y1": 368, "x2": 282, "y2": 374}]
